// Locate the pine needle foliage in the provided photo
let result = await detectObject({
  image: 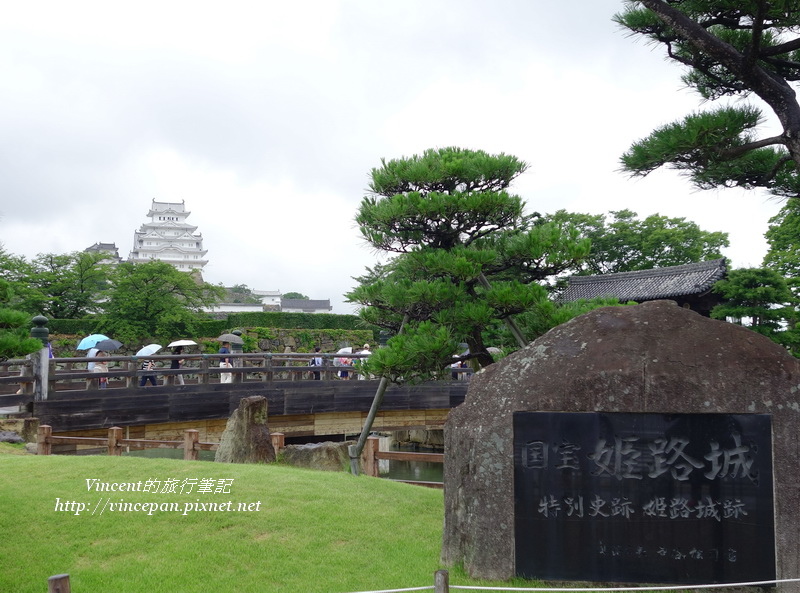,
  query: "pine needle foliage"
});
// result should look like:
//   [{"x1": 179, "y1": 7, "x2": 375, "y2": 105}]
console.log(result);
[
  {"x1": 616, "y1": 0, "x2": 800, "y2": 198},
  {"x1": 350, "y1": 147, "x2": 590, "y2": 378}
]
